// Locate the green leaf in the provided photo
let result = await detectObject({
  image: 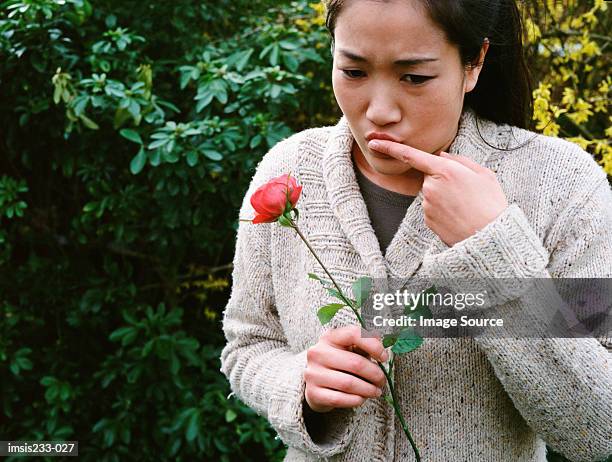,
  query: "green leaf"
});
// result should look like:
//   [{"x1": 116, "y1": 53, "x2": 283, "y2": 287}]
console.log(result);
[
  {"x1": 258, "y1": 43, "x2": 274, "y2": 60},
  {"x1": 225, "y1": 409, "x2": 237, "y2": 423},
  {"x1": 120, "y1": 128, "x2": 142, "y2": 144},
  {"x1": 279, "y1": 40, "x2": 299, "y2": 51},
  {"x1": 202, "y1": 149, "x2": 223, "y2": 161},
  {"x1": 270, "y1": 84, "x2": 283, "y2": 99},
  {"x1": 227, "y1": 49, "x2": 253, "y2": 72},
  {"x1": 352, "y1": 277, "x2": 372, "y2": 308},
  {"x1": 185, "y1": 410, "x2": 200, "y2": 442},
  {"x1": 121, "y1": 329, "x2": 138, "y2": 346},
  {"x1": 170, "y1": 353, "x2": 180, "y2": 375},
  {"x1": 404, "y1": 285, "x2": 437, "y2": 319},
  {"x1": 16, "y1": 357, "x2": 33, "y2": 370},
  {"x1": 53, "y1": 85, "x2": 62, "y2": 104},
  {"x1": 60, "y1": 383, "x2": 70, "y2": 401},
  {"x1": 269, "y1": 44, "x2": 280, "y2": 66},
  {"x1": 382, "y1": 334, "x2": 397, "y2": 348},
  {"x1": 249, "y1": 134, "x2": 262, "y2": 149},
  {"x1": 282, "y1": 53, "x2": 299, "y2": 72},
  {"x1": 81, "y1": 201, "x2": 95, "y2": 215},
  {"x1": 317, "y1": 303, "x2": 345, "y2": 325},
  {"x1": 327, "y1": 287, "x2": 345, "y2": 302},
  {"x1": 109, "y1": 326, "x2": 134, "y2": 342},
  {"x1": 186, "y1": 151, "x2": 198, "y2": 167},
  {"x1": 130, "y1": 148, "x2": 147, "y2": 175},
  {"x1": 300, "y1": 48, "x2": 325, "y2": 63},
  {"x1": 40, "y1": 376, "x2": 56, "y2": 387},
  {"x1": 308, "y1": 273, "x2": 324, "y2": 282},
  {"x1": 391, "y1": 329, "x2": 424, "y2": 354},
  {"x1": 195, "y1": 91, "x2": 214, "y2": 112},
  {"x1": 148, "y1": 139, "x2": 168, "y2": 150},
  {"x1": 149, "y1": 149, "x2": 161, "y2": 166},
  {"x1": 80, "y1": 114, "x2": 99, "y2": 130},
  {"x1": 236, "y1": 49, "x2": 254, "y2": 71}
]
